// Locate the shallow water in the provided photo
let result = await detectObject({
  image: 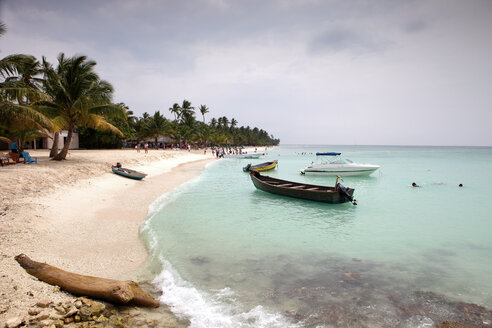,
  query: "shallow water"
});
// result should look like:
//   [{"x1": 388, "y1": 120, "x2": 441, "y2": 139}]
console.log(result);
[{"x1": 141, "y1": 145, "x2": 492, "y2": 327}]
